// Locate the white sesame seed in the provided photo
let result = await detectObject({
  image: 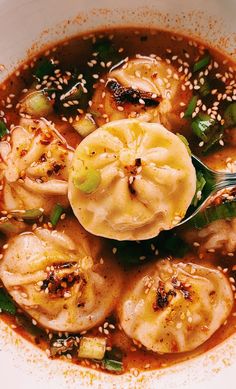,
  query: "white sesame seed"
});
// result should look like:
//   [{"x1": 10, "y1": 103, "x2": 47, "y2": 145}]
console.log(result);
[{"x1": 139, "y1": 98, "x2": 145, "y2": 105}]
